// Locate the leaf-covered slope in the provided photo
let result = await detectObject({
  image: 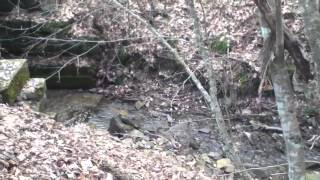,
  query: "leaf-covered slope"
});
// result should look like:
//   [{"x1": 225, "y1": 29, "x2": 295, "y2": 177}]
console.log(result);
[{"x1": 0, "y1": 104, "x2": 212, "y2": 179}]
